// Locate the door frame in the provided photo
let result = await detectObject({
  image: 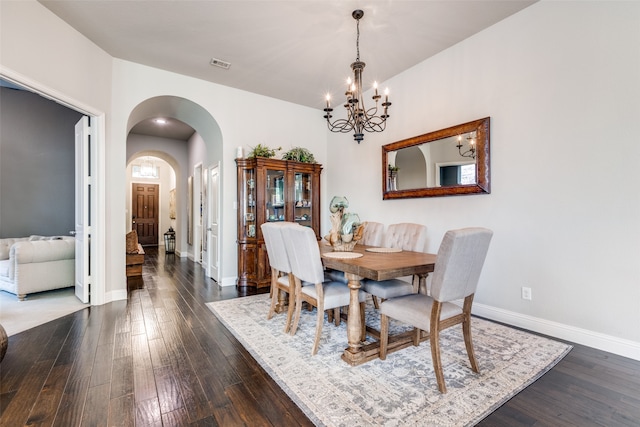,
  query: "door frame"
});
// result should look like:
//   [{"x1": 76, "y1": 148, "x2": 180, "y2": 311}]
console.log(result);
[{"x1": 0, "y1": 69, "x2": 107, "y2": 305}]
